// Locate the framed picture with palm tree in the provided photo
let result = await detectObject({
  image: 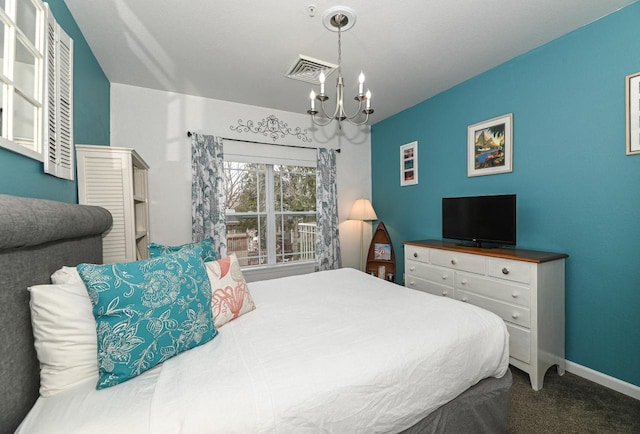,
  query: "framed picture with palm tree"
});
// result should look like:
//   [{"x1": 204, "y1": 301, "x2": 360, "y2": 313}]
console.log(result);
[{"x1": 468, "y1": 113, "x2": 513, "y2": 177}]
